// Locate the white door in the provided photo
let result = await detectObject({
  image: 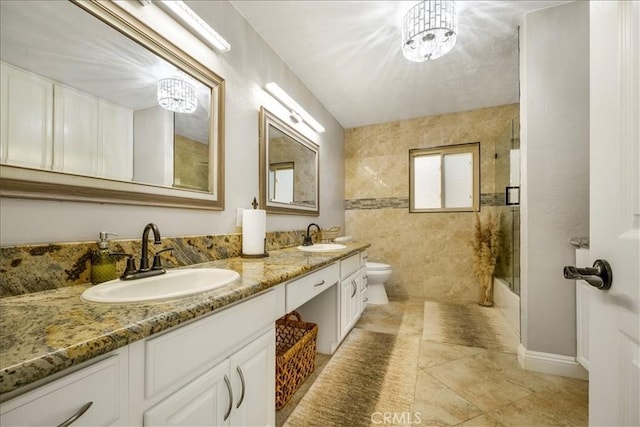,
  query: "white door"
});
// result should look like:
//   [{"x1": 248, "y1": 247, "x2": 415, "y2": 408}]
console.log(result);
[{"x1": 589, "y1": 1, "x2": 639, "y2": 425}]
